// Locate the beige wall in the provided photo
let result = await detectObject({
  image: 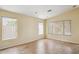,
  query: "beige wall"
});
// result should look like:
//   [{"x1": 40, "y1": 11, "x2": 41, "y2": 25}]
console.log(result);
[
  {"x1": 0, "y1": 7, "x2": 79, "y2": 50},
  {"x1": 46, "y1": 8, "x2": 79, "y2": 44},
  {"x1": 0, "y1": 9, "x2": 44, "y2": 49}
]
